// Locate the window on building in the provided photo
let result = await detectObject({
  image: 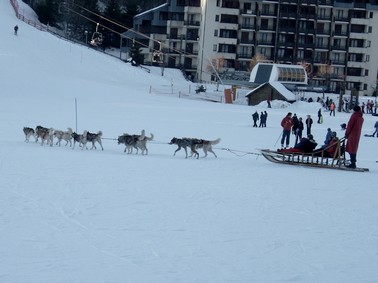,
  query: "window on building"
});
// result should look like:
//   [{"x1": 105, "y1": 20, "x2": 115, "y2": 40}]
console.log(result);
[
  {"x1": 242, "y1": 17, "x2": 252, "y2": 29},
  {"x1": 213, "y1": 44, "x2": 217, "y2": 51},
  {"x1": 219, "y1": 29, "x2": 237, "y2": 38},
  {"x1": 369, "y1": 26, "x2": 372, "y2": 33},
  {"x1": 214, "y1": 30, "x2": 218, "y2": 36},
  {"x1": 366, "y1": 54, "x2": 370, "y2": 62},
  {"x1": 219, "y1": 44, "x2": 236, "y2": 53},
  {"x1": 347, "y1": 67, "x2": 362, "y2": 76},
  {"x1": 297, "y1": 50, "x2": 304, "y2": 59},
  {"x1": 259, "y1": 47, "x2": 267, "y2": 57},
  {"x1": 260, "y1": 19, "x2": 269, "y2": 29},
  {"x1": 215, "y1": 15, "x2": 219, "y2": 22},
  {"x1": 262, "y1": 4, "x2": 271, "y2": 14},
  {"x1": 220, "y1": 14, "x2": 238, "y2": 24},
  {"x1": 365, "y1": 69, "x2": 369, "y2": 76},
  {"x1": 350, "y1": 24, "x2": 365, "y2": 33}
]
